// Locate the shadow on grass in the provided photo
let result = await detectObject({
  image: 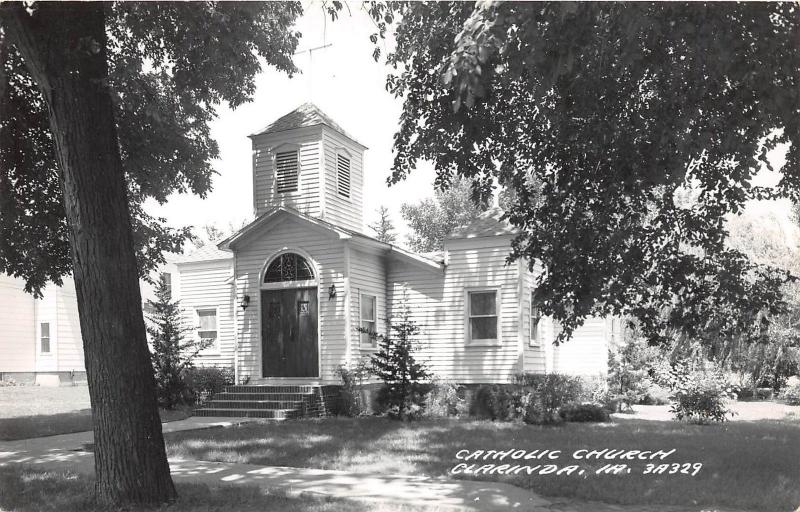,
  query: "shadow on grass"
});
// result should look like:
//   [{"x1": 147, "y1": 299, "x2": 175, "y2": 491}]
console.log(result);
[
  {"x1": 0, "y1": 466, "x2": 434, "y2": 512},
  {"x1": 166, "y1": 416, "x2": 800, "y2": 512},
  {"x1": 0, "y1": 410, "x2": 93, "y2": 441},
  {"x1": 0, "y1": 407, "x2": 192, "y2": 441}
]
